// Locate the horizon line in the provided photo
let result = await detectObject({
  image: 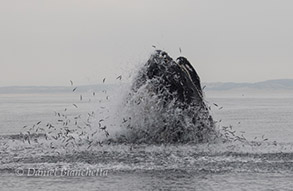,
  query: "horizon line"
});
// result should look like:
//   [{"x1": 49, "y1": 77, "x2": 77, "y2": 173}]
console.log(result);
[{"x1": 1, "y1": 78, "x2": 293, "y2": 88}]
